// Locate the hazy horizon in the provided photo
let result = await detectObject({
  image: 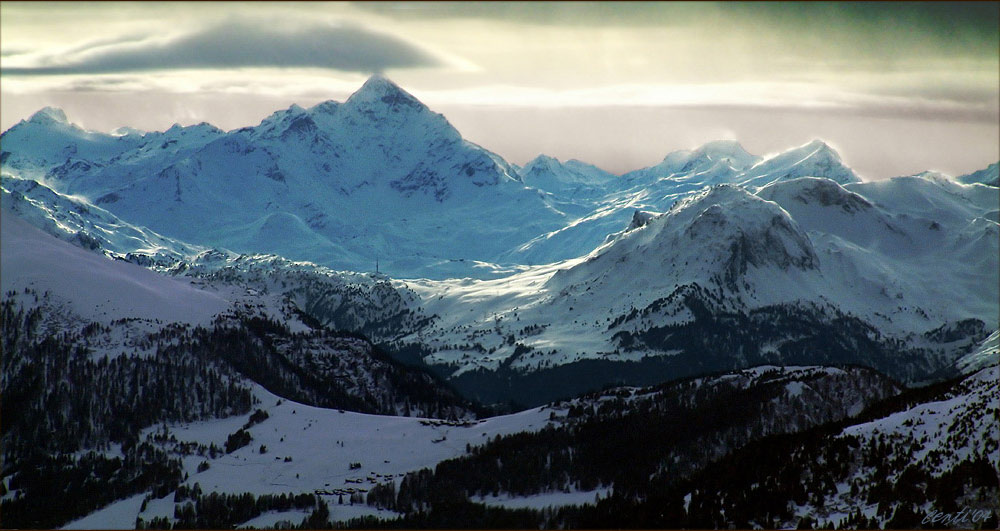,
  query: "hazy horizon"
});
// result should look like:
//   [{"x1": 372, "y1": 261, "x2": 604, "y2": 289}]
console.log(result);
[{"x1": 2, "y1": 1, "x2": 997, "y2": 179}]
